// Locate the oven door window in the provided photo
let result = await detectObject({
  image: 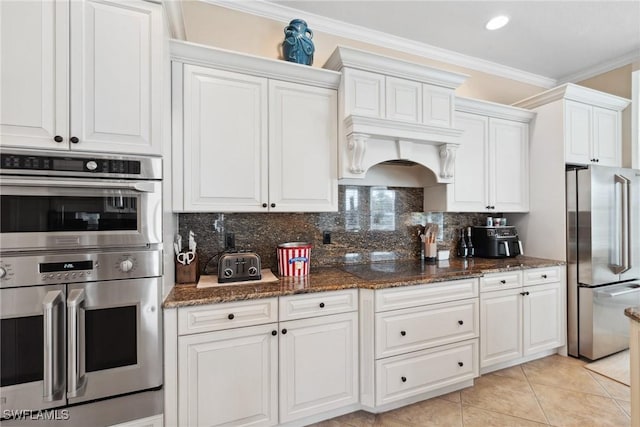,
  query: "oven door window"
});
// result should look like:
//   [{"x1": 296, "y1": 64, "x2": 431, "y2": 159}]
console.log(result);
[
  {"x1": 0, "y1": 315, "x2": 44, "y2": 387},
  {"x1": 1, "y1": 195, "x2": 138, "y2": 233},
  {"x1": 84, "y1": 306, "x2": 137, "y2": 372}
]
